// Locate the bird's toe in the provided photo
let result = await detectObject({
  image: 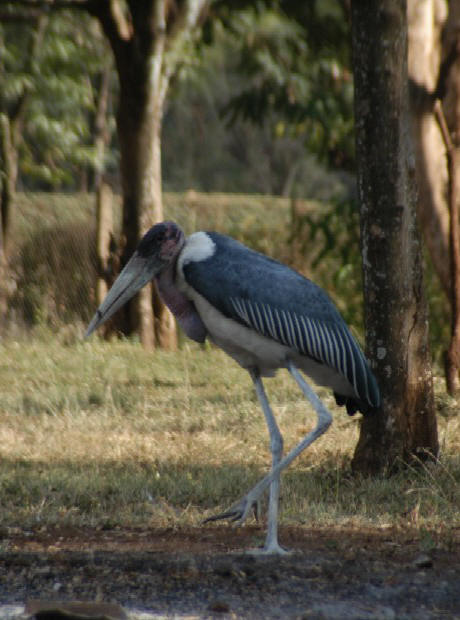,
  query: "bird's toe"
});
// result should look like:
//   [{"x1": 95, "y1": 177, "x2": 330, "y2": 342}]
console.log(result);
[
  {"x1": 203, "y1": 496, "x2": 259, "y2": 526},
  {"x1": 202, "y1": 508, "x2": 243, "y2": 524}
]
